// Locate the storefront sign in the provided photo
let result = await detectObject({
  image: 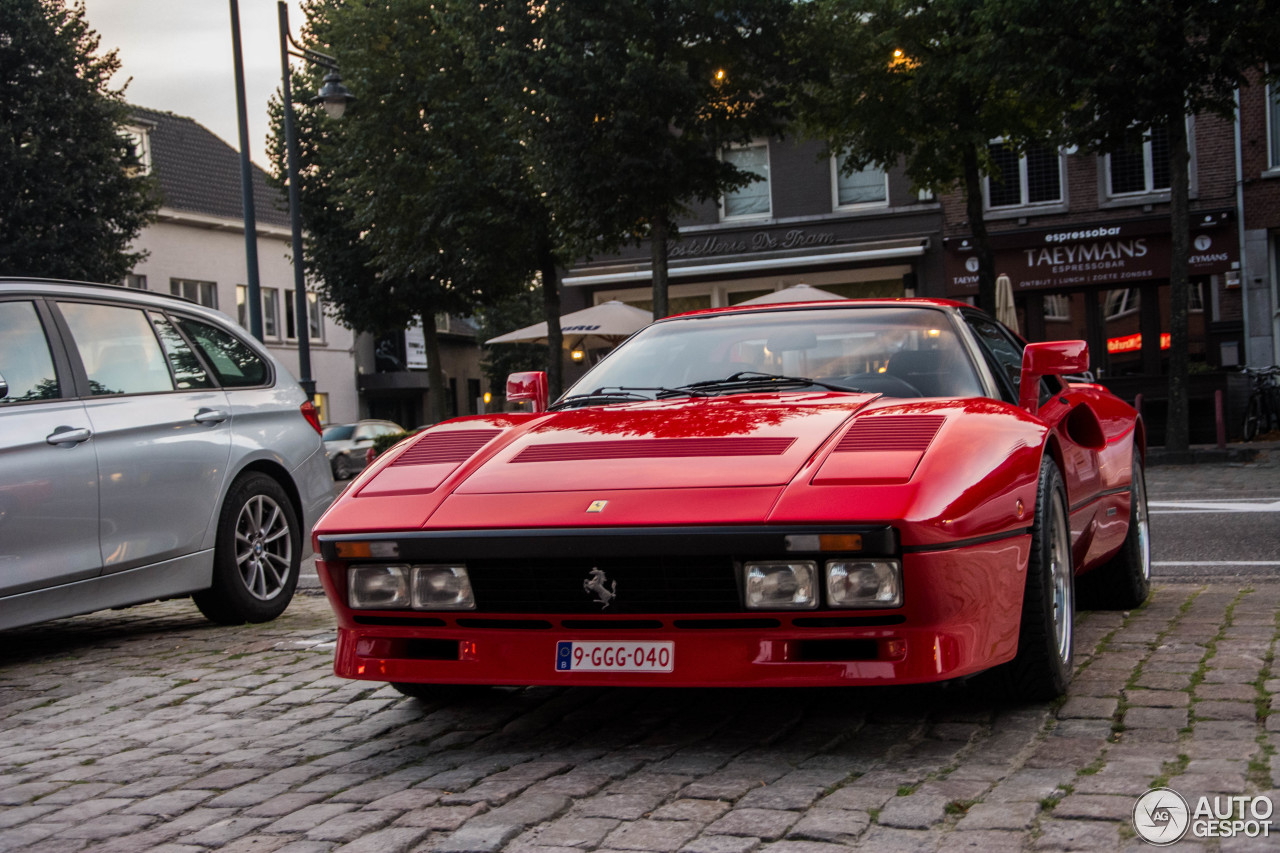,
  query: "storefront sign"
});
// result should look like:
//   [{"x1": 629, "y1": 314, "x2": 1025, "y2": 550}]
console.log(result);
[
  {"x1": 945, "y1": 215, "x2": 1237, "y2": 295},
  {"x1": 670, "y1": 228, "x2": 836, "y2": 258},
  {"x1": 1107, "y1": 332, "x2": 1171, "y2": 354}
]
